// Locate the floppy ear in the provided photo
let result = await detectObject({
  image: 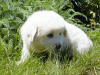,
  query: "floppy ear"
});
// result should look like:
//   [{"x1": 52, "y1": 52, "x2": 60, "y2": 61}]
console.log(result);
[
  {"x1": 29, "y1": 26, "x2": 37, "y2": 43},
  {"x1": 20, "y1": 20, "x2": 37, "y2": 48}
]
